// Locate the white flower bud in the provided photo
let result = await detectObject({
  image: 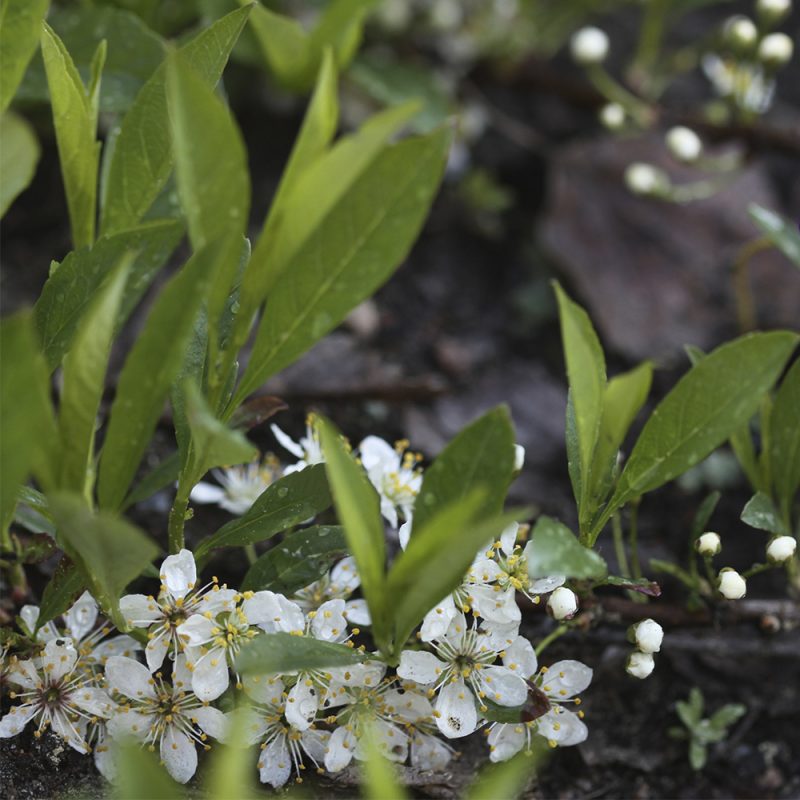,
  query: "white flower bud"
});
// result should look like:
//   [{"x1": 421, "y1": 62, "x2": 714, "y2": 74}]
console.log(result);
[
  {"x1": 758, "y1": 33, "x2": 794, "y2": 68},
  {"x1": 429, "y1": 0, "x2": 463, "y2": 31},
  {"x1": 626, "y1": 651, "x2": 655, "y2": 679},
  {"x1": 724, "y1": 16, "x2": 758, "y2": 49},
  {"x1": 599, "y1": 102, "x2": 626, "y2": 130},
  {"x1": 570, "y1": 27, "x2": 610, "y2": 65},
  {"x1": 633, "y1": 619, "x2": 664, "y2": 654},
  {"x1": 624, "y1": 162, "x2": 669, "y2": 196},
  {"x1": 547, "y1": 587, "x2": 578, "y2": 620},
  {"x1": 766, "y1": 535, "x2": 797, "y2": 563},
  {"x1": 513, "y1": 444, "x2": 525, "y2": 472},
  {"x1": 756, "y1": 0, "x2": 791, "y2": 24},
  {"x1": 696, "y1": 532, "x2": 722, "y2": 556},
  {"x1": 718, "y1": 568, "x2": 747, "y2": 599},
  {"x1": 665, "y1": 126, "x2": 703, "y2": 163}
]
